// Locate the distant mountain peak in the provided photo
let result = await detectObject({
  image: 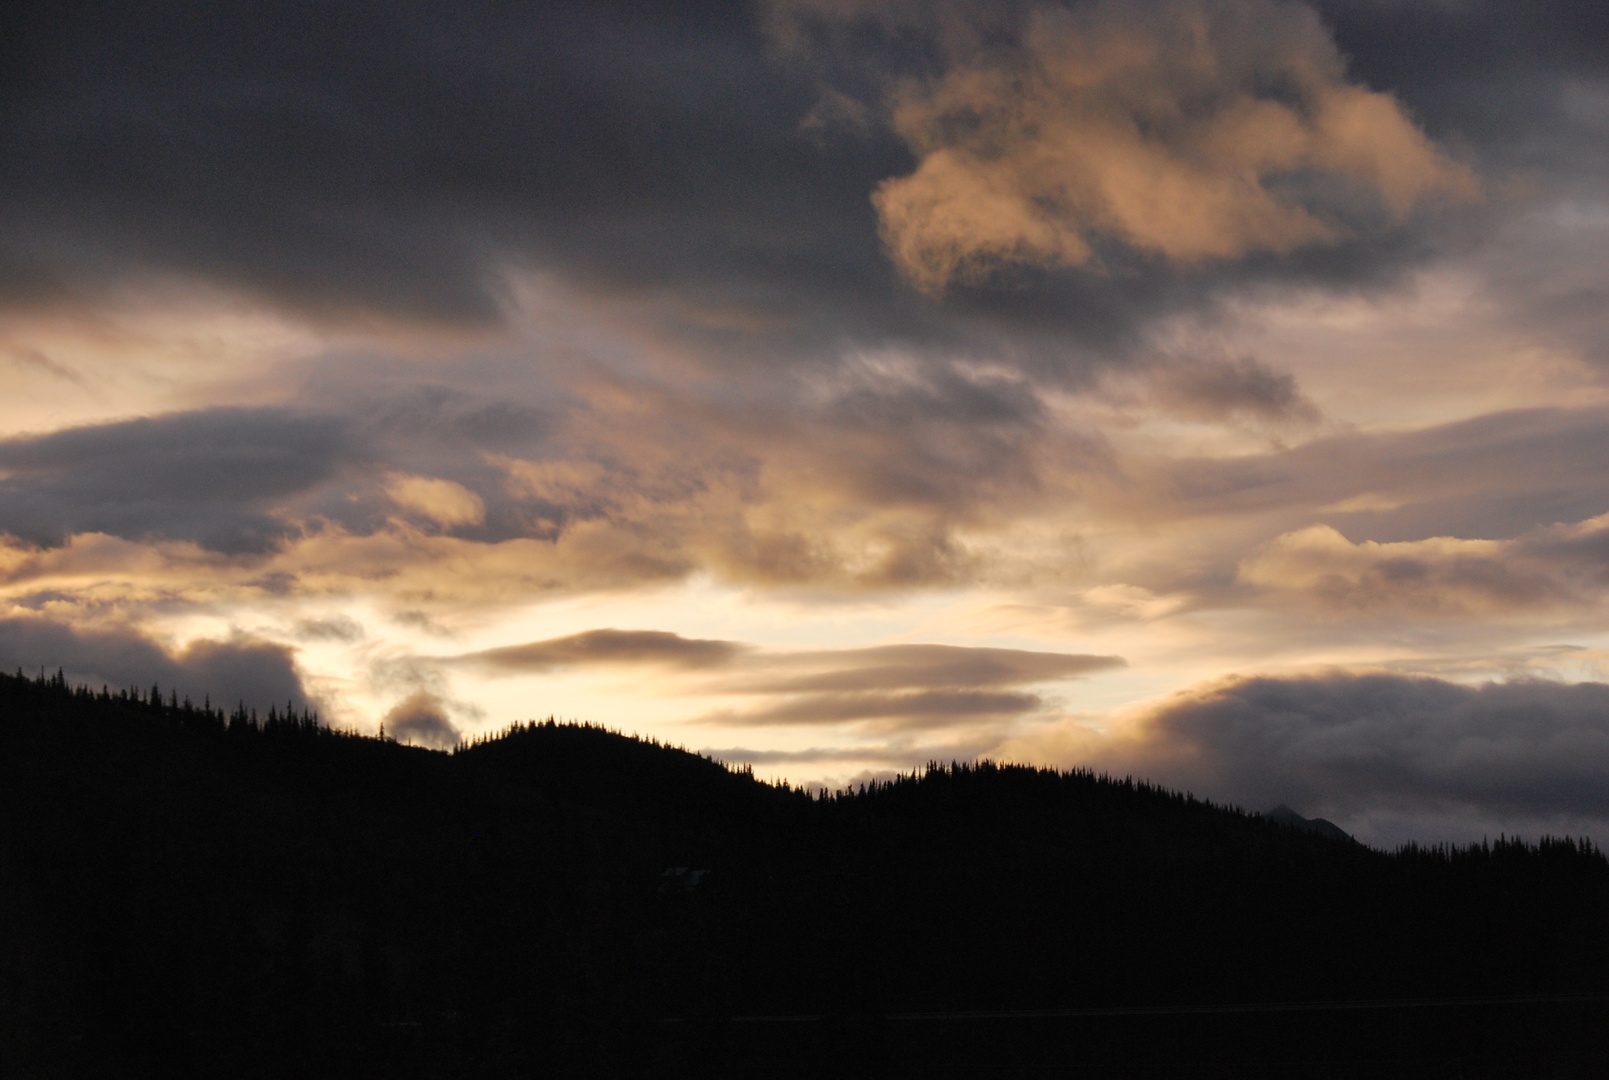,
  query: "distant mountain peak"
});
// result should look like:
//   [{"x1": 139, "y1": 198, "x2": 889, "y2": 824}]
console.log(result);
[{"x1": 1266, "y1": 805, "x2": 1354, "y2": 843}]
